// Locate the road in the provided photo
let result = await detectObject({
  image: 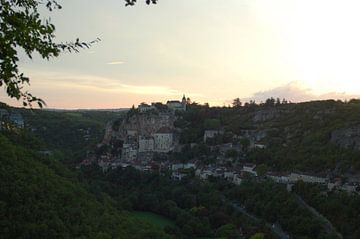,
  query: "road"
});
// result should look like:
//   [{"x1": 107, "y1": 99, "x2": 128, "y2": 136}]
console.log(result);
[
  {"x1": 294, "y1": 194, "x2": 343, "y2": 239},
  {"x1": 231, "y1": 202, "x2": 290, "y2": 239}
]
